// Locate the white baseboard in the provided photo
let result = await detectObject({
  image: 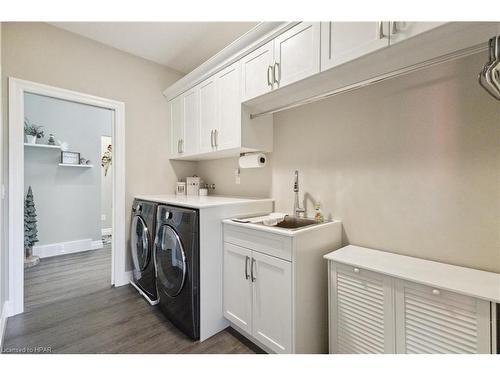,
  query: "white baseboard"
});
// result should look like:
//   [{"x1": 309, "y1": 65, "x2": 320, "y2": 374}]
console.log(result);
[
  {"x1": 101, "y1": 227, "x2": 112, "y2": 236},
  {"x1": 0, "y1": 301, "x2": 10, "y2": 352},
  {"x1": 33, "y1": 238, "x2": 103, "y2": 258},
  {"x1": 114, "y1": 271, "x2": 132, "y2": 287}
]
